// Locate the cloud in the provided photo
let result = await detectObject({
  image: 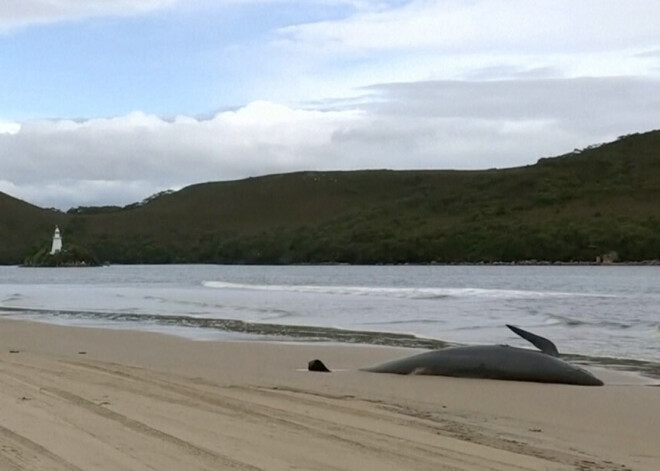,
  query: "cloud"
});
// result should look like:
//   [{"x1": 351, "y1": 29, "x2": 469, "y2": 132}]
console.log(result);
[
  {"x1": 218, "y1": 0, "x2": 658, "y2": 115},
  {"x1": 2, "y1": 77, "x2": 659, "y2": 210},
  {"x1": 3, "y1": 103, "x2": 364, "y2": 180},
  {"x1": 278, "y1": 0, "x2": 660, "y2": 54},
  {"x1": 0, "y1": 0, "x2": 373, "y2": 32},
  {"x1": 355, "y1": 77, "x2": 660, "y2": 167},
  {"x1": 0, "y1": 0, "x2": 179, "y2": 31},
  {"x1": 0, "y1": 102, "x2": 365, "y2": 208},
  {"x1": 0, "y1": 121, "x2": 20, "y2": 135},
  {"x1": 366, "y1": 77, "x2": 660, "y2": 129}
]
